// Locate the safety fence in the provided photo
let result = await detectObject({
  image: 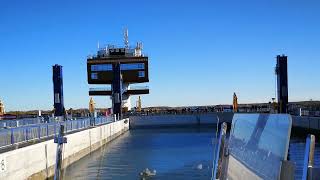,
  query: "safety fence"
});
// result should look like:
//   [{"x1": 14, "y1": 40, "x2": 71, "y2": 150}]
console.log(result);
[
  {"x1": 0, "y1": 117, "x2": 113, "y2": 148},
  {"x1": 0, "y1": 118, "x2": 42, "y2": 129}
]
